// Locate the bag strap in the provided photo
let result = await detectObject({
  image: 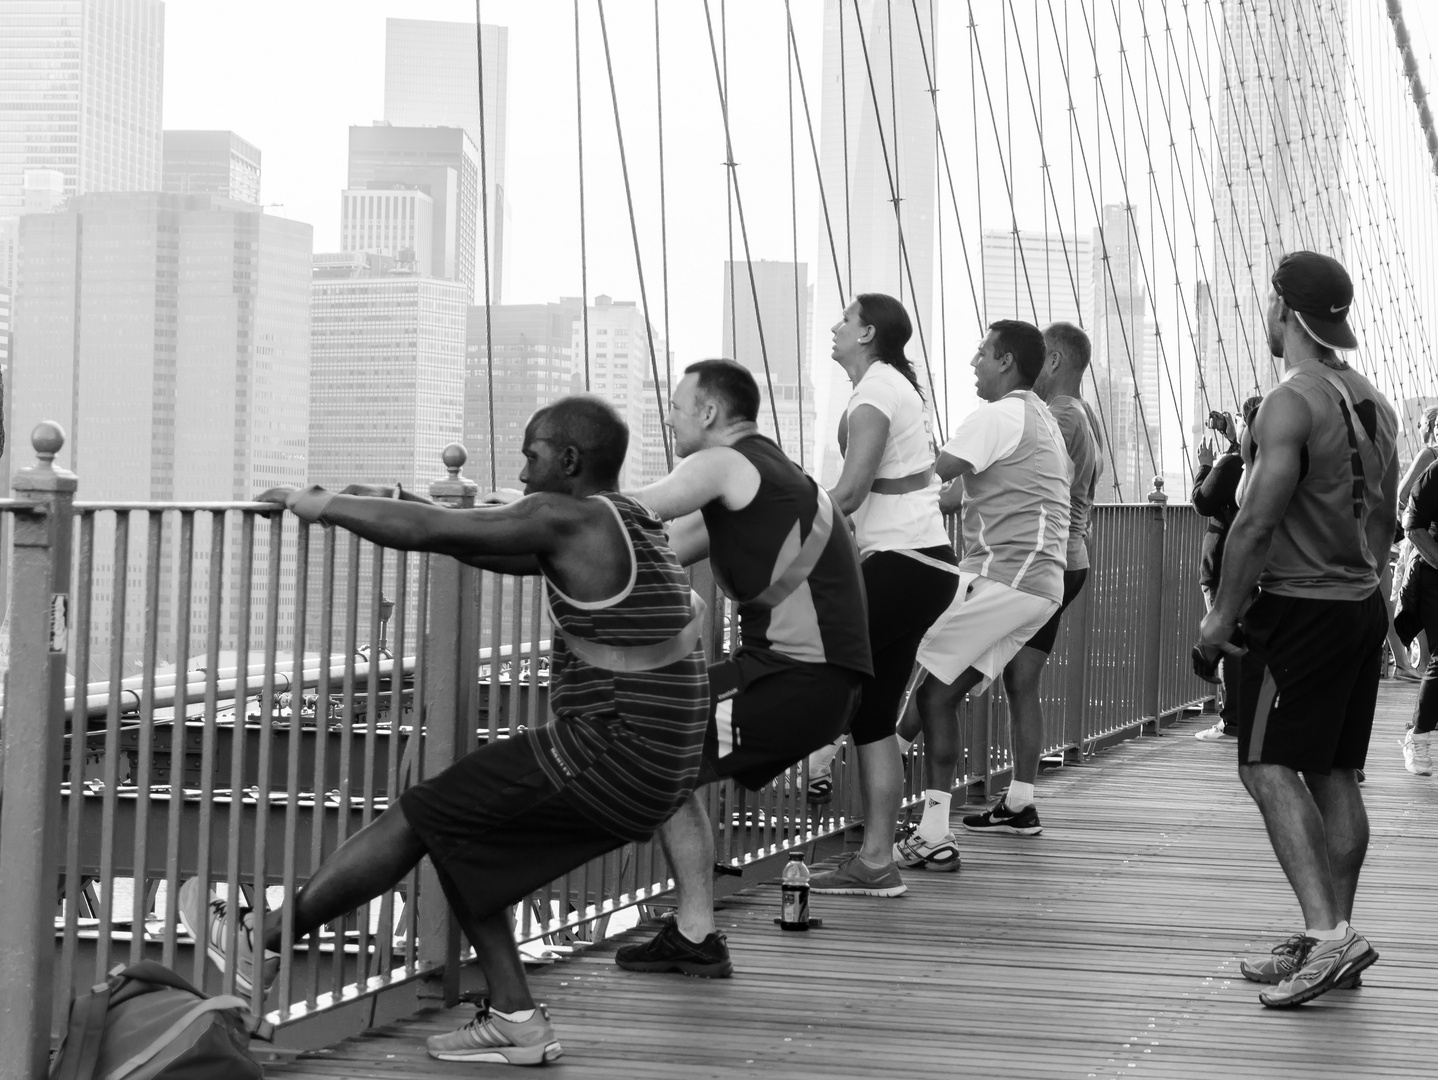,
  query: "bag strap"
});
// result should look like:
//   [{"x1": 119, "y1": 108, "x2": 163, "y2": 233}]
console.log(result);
[
  {"x1": 50, "y1": 982, "x2": 115, "y2": 1080},
  {"x1": 1313, "y1": 368, "x2": 1384, "y2": 563},
  {"x1": 869, "y1": 468, "x2": 932, "y2": 496},
  {"x1": 100, "y1": 996, "x2": 251, "y2": 1080},
  {"x1": 556, "y1": 590, "x2": 708, "y2": 672}
]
